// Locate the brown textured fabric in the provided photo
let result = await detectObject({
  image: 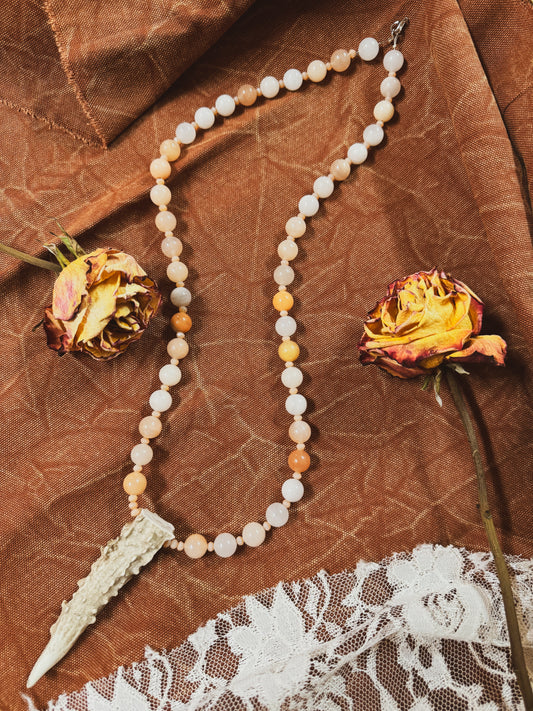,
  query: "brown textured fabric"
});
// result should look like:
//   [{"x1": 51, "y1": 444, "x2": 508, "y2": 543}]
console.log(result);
[{"x1": 0, "y1": 0, "x2": 532, "y2": 709}]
